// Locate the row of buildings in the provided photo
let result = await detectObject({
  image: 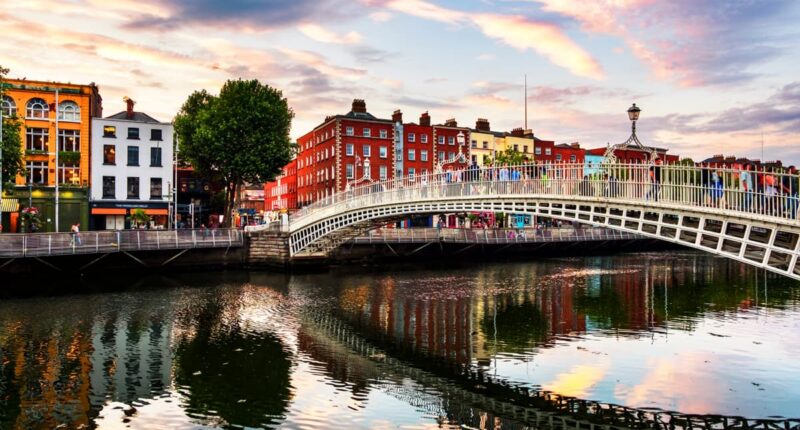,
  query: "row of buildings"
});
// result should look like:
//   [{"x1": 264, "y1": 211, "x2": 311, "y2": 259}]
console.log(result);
[
  {"x1": 0, "y1": 78, "x2": 176, "y2": 232},
  {"x1": 265, "y1": 99, "x2": 679, "y2": 211}
]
